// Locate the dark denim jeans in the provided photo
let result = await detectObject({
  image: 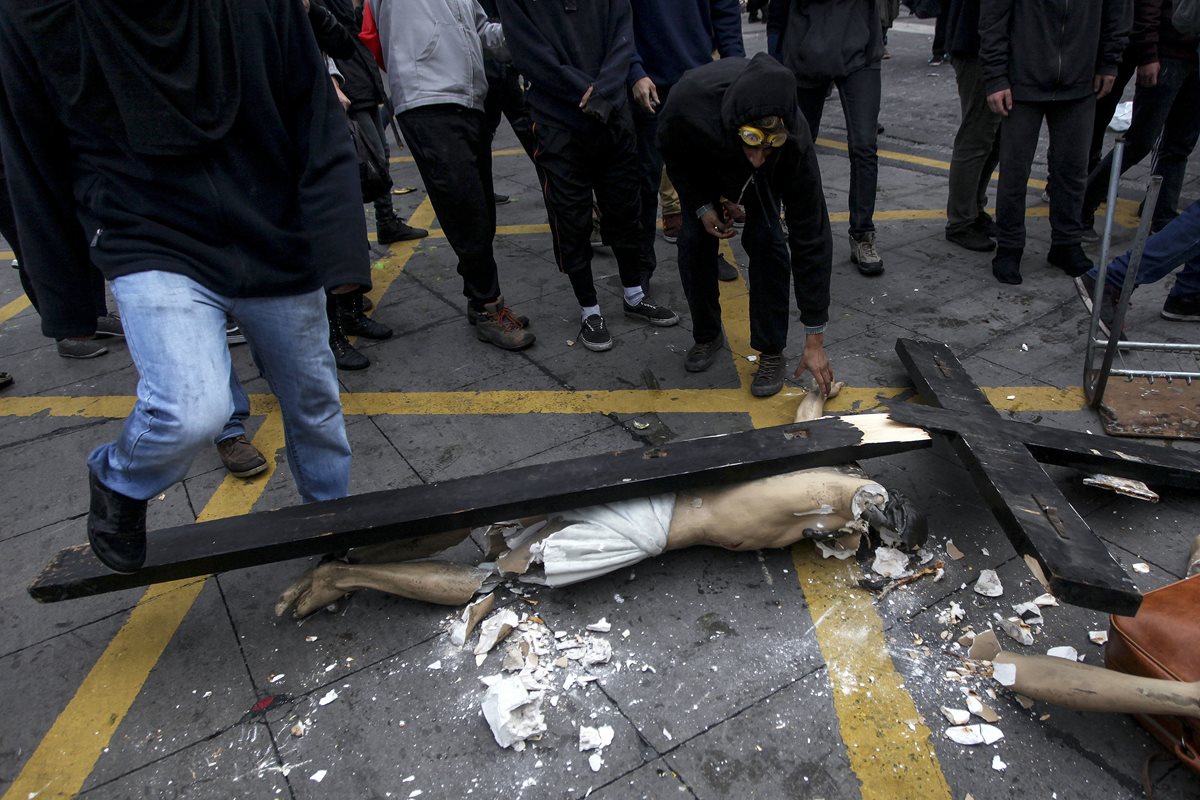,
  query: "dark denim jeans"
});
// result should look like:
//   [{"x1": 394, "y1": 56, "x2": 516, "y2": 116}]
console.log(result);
[{"x1": 1091, "y1": 198, "x2": 1200, "y2": 299}]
